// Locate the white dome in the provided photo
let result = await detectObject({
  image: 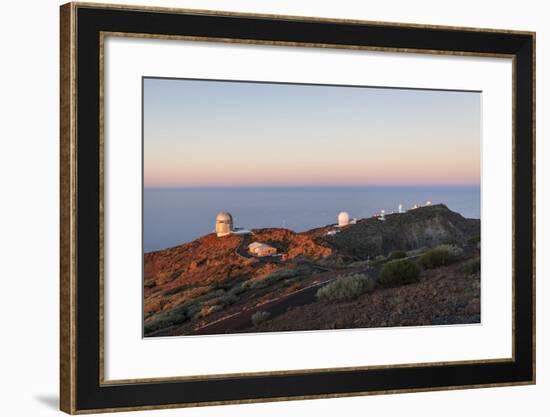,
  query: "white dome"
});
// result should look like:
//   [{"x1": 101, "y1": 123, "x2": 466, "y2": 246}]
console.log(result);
[
  {"x1": 216, "y1": 212, "x2": 233, "y2": 222},
  {"x1": 338, "y1": 211, "x2": 350, "y2": 227}
]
